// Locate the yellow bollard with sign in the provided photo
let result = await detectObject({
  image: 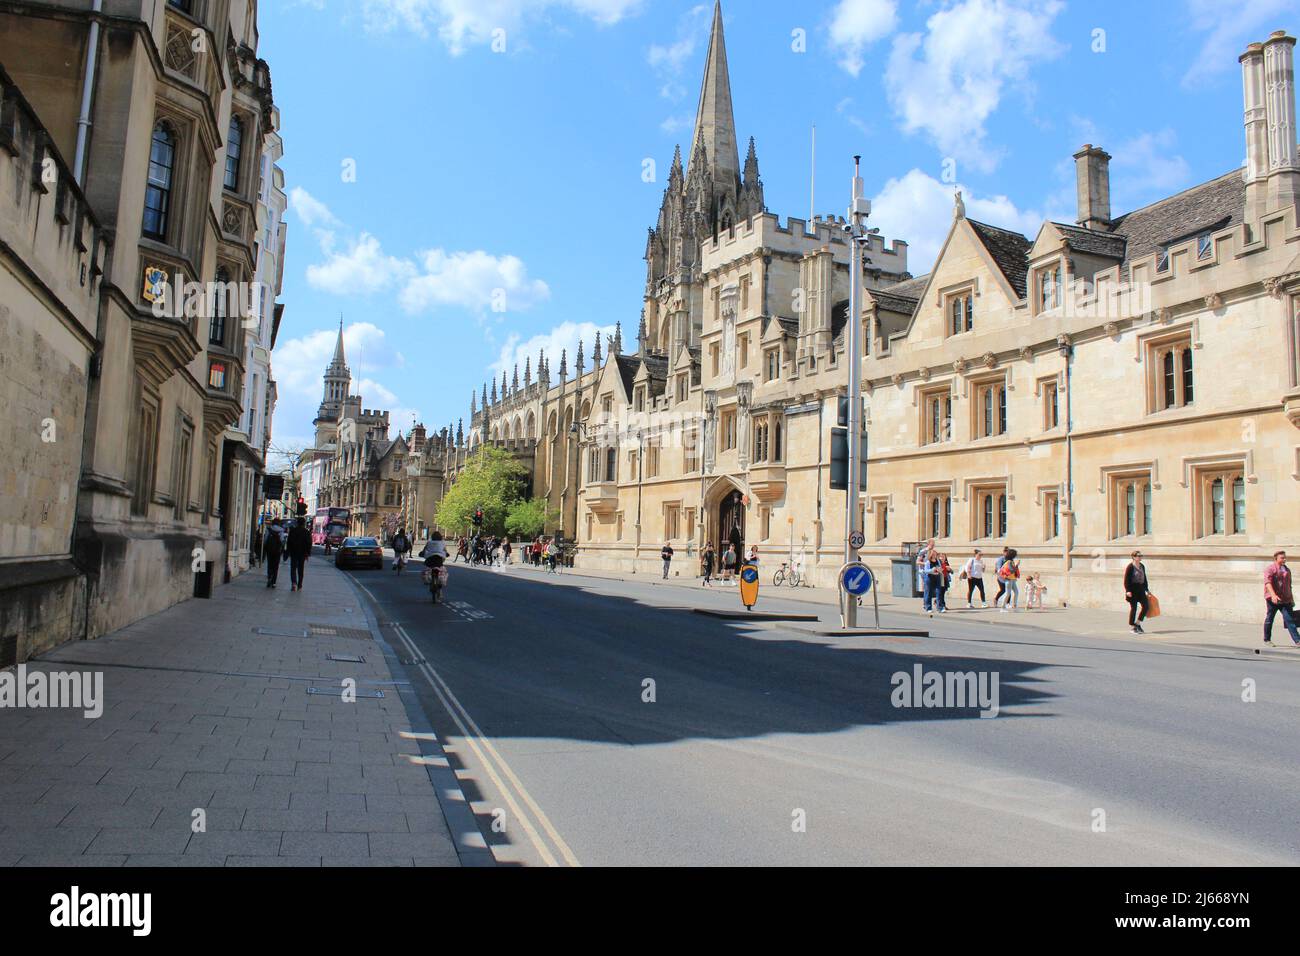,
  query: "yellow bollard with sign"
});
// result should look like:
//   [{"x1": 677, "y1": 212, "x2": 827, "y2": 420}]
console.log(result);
[{"x1": 738, "y1": 562, "x2": 760, "y2": 610}]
